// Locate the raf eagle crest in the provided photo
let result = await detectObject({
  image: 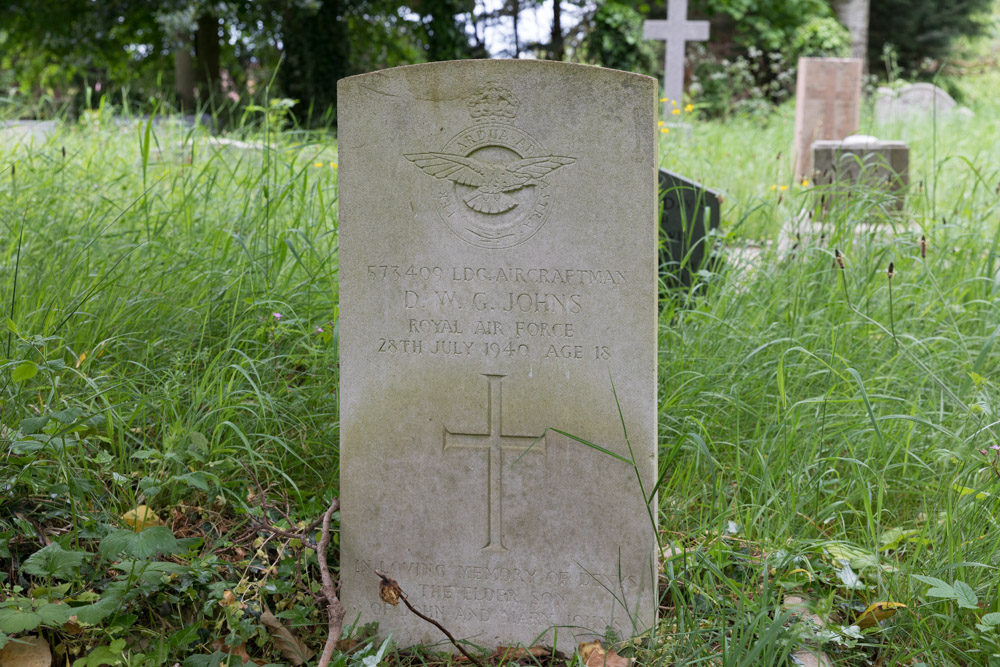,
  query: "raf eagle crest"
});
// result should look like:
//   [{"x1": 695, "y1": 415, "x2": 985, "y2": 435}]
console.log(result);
[
  {"x1": 405, "y1": 85, "x2": 577, "y2": 249},
  {"x1": 404, "y1": 153, "x2": 575, "y2": 215}
]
